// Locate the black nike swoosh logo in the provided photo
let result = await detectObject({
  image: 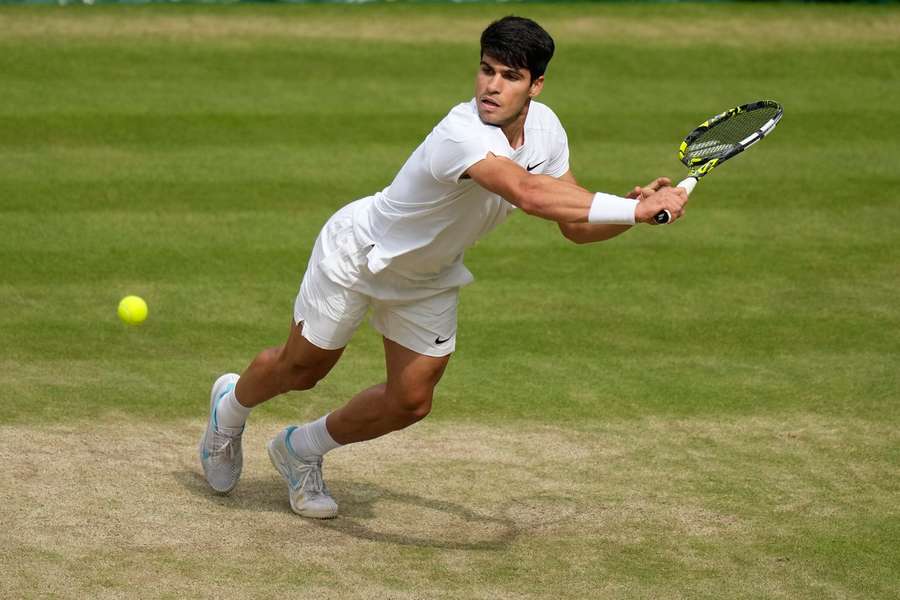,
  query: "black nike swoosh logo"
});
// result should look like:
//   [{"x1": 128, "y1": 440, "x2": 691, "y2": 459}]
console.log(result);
[
  {"x1": 526, "y1": 160, "x2": 545, "y2": 172},
  {"x1": 435, "y1": 335, "x2": 453, "y2": 344}
]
